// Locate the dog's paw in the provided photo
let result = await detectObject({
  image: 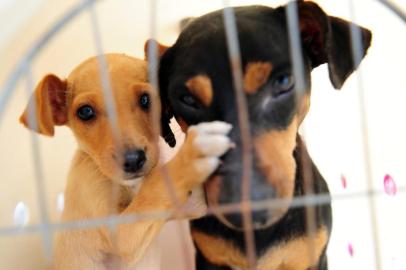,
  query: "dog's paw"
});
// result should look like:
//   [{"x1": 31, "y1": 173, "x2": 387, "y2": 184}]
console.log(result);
[{"x1": 186, "y1": 121, "x2": 233, "y2": 181}]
